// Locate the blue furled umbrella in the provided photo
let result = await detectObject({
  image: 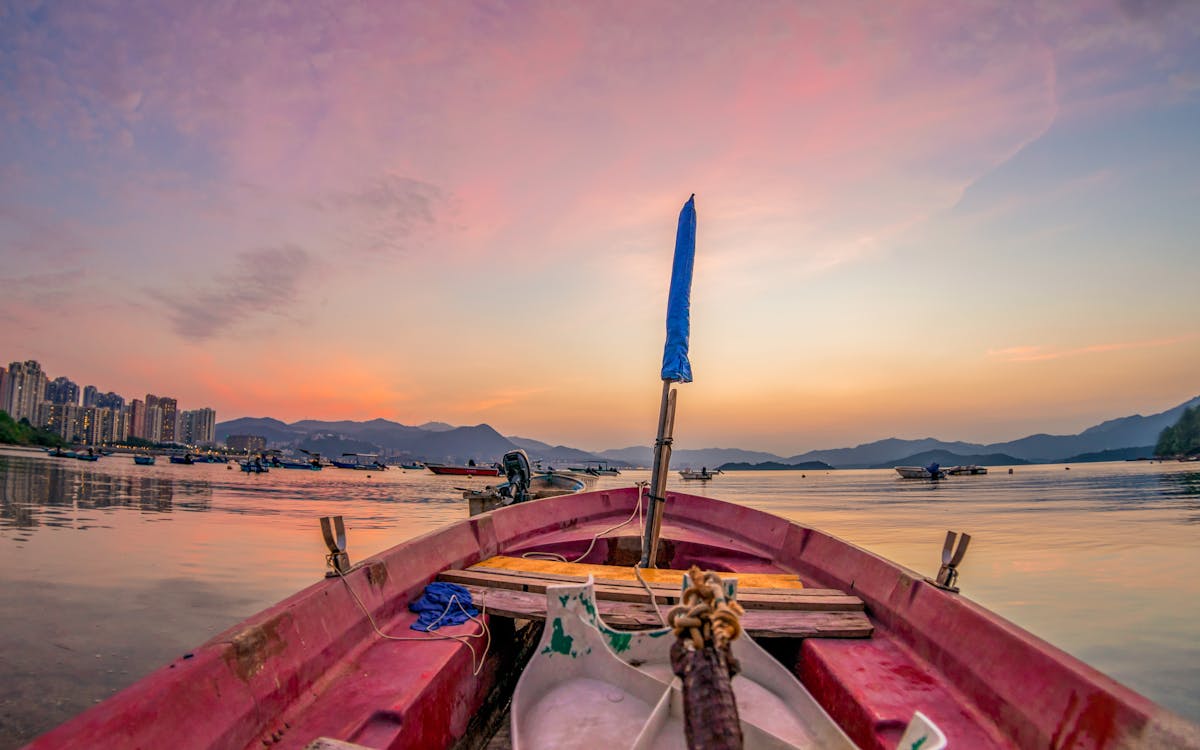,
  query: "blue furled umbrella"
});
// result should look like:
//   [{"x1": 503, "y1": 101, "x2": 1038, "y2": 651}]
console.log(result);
[
  {"x1": 661, "y1": 194, "x2": 697, "y2": 383},
  {"x1": 642, "y1": 194, "x2": 697, "y2": 567}
]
